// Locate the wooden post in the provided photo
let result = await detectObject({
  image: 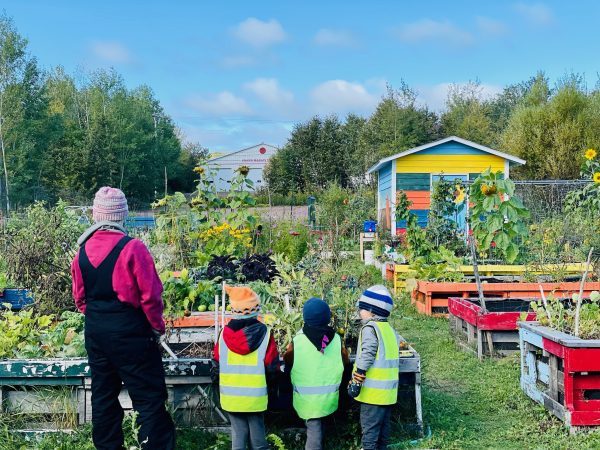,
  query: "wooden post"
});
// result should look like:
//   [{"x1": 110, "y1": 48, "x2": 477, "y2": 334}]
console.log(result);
[
  {"x1": 221, "y1": 281, "x2": 226, "y2": 328},
  {"x1": 469, "y1": 236, "x2": 487, "y2": 313},
  {"x1": 575, "y1": 248, "x2": 594, "y2": 337},
  {"x1": 214, "y1": 294, "x2": 219, "y2": 343}
]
